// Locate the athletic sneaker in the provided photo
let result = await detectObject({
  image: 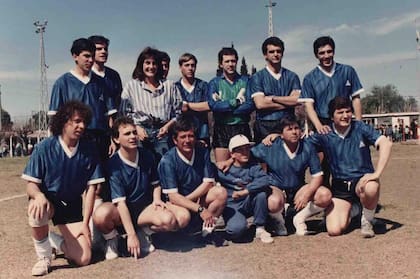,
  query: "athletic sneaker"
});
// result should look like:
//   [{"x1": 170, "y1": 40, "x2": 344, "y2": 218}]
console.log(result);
[
  {"x1": 272, "y1": 218, "x2": 288, "y2": 236},
  {"x1": 201, "y1": 220, "x2": 216, "y2": 237},
  {"x1": 31, "y1": 257, "x2": 51, "y2": 276},
  {"x1": 293, "y1": 213, "x2": 308, "y2": 236},
  {"x1": 137, "y1": 229, "x2": 155, "y2": 254},
  {"x1": 361, "y1": 220, "x2": 375, "y2": 238},
  {"x1": 105, "y1": 237, "x2": 119, "y2": 260},
  {"x1": 255, "y1": 227, "x2": 274, "y2": 244},
  {"x1": 49, "y1": 232, "x2": 63, "y2": 257}
]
